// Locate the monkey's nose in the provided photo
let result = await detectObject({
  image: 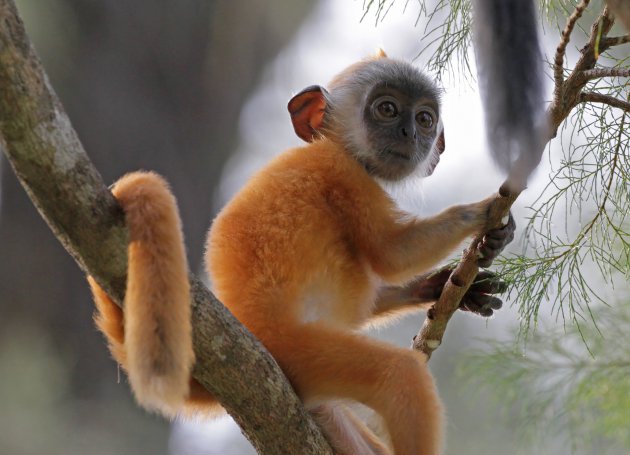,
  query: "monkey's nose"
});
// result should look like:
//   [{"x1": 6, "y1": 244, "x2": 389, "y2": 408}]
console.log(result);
[{"x1": 400, "y1": 125, "x2": 417, "y2": 140}]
